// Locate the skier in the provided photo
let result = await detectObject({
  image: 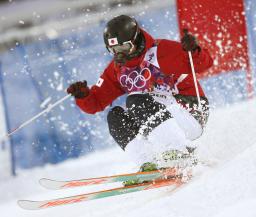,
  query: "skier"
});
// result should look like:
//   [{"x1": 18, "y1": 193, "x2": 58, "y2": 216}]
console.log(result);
[{"x1": 67, "y1": 15, "x2": 213, "y2": 171}]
